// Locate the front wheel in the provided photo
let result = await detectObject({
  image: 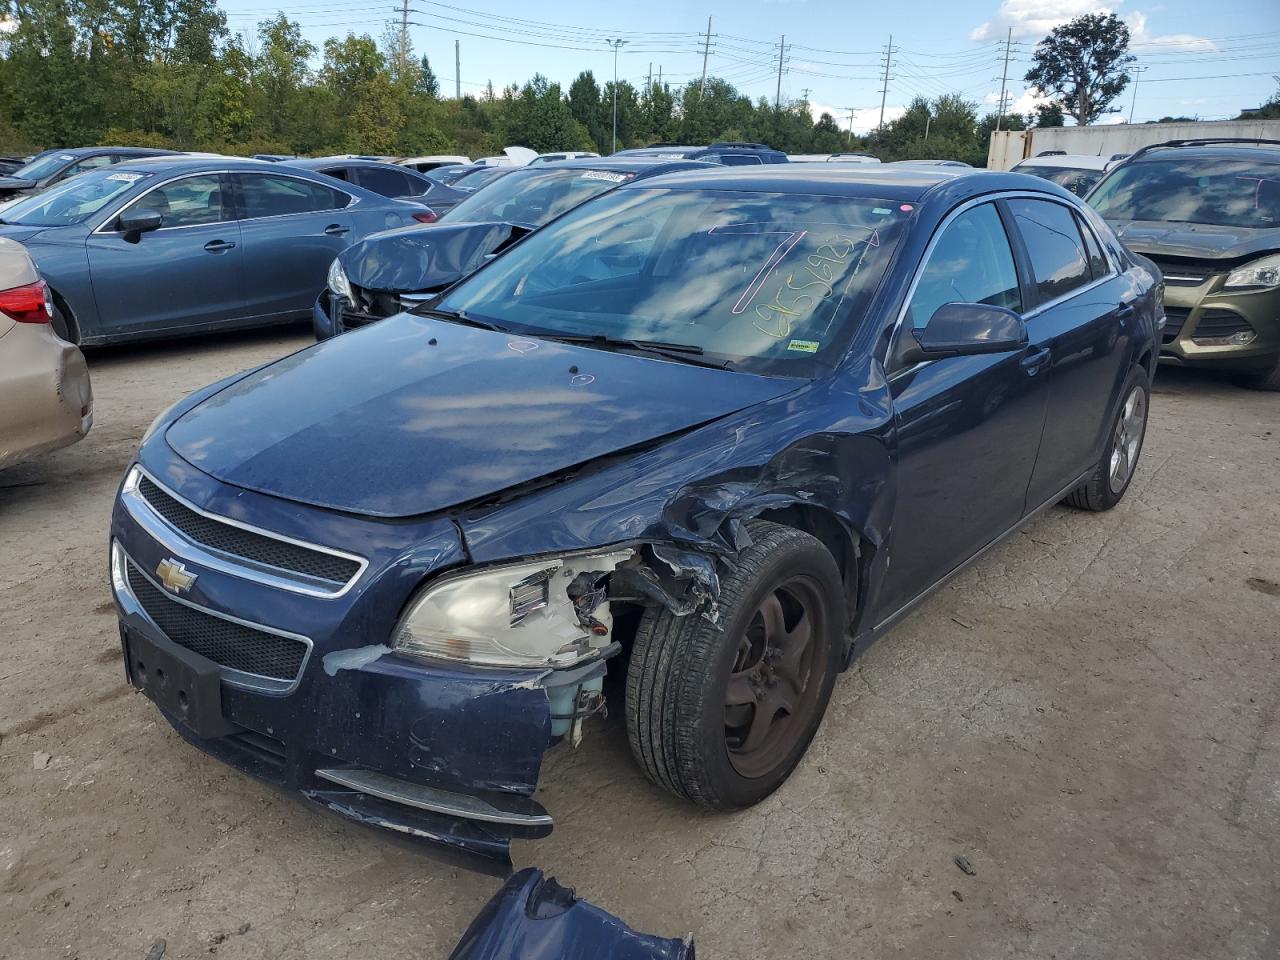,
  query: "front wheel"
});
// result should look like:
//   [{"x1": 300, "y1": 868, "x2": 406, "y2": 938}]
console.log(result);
[
  {"x1": 1233, "y1": 357, "x2": 1280, "y2": 392},
  {"x1": 624, "y1": 522, "x2": 845, "y2": 810},
  {"x1": 1063, "y1": 365, "x2": 1150, "y2": 512}
]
